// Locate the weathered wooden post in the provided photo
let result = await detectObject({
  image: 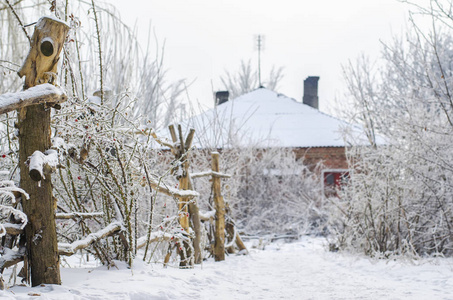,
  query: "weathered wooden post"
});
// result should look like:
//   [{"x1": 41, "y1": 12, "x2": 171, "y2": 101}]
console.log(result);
[
  {"x1": 168, "y1": 125, "x2": 201, "y2": 267},
  {"x1": 150, "y1": 126, "x2": 202, "y2": 266},
  {"x1": 225, "y1": 203, "x2": 248, "y2": 254},
  {"x1": 191, "y1": 152, "x2": 247, "y2": 259},
  {"x1": 211, "y1": 152, "x2": 226, "y2": 261},
  {"x1": 17, "y1": 16, "x2": 69, "y2": 286}
]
